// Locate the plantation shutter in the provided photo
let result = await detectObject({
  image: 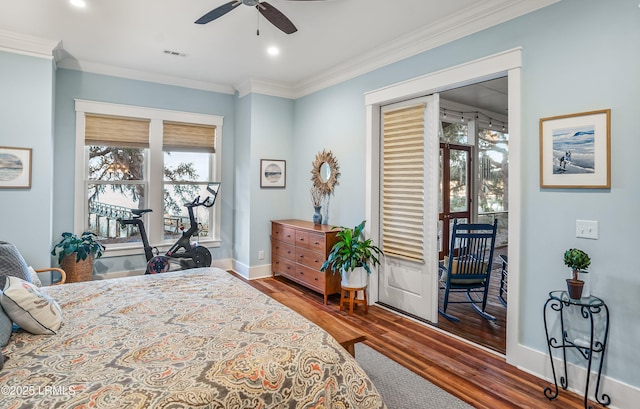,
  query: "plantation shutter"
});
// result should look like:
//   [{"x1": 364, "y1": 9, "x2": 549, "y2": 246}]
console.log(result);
[
  {"x1": 163, "y1": 121, "x2": 216, "y2": 153},
  {"x1": 85, "y1": 114, "x2": 150, "y2": 148},
  {"x1": 382, "y1": 104, "x2": 425, "y2": 263}
]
